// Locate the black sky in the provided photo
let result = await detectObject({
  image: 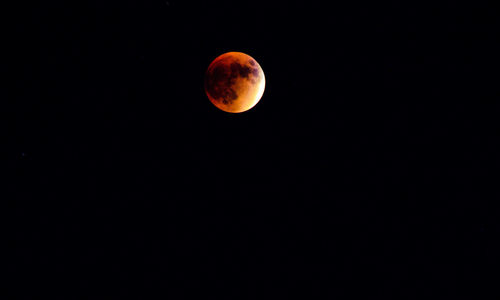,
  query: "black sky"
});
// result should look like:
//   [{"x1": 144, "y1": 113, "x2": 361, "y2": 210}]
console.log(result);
[{"x1": 5, "y1": 0, "x2": 498, "y2": 298}]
